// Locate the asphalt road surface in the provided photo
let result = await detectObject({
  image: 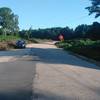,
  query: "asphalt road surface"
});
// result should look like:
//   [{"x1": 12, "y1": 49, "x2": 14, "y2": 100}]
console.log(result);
[
  {"x1": 28, "y1": 43, "x2": 100, "y2": 100},
  {"x1": 0, "y1": 43, "x2": 100, "y2": 100},
  {"x1": 0, "y1": 49, "x2": 36, "y2": 100}
]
